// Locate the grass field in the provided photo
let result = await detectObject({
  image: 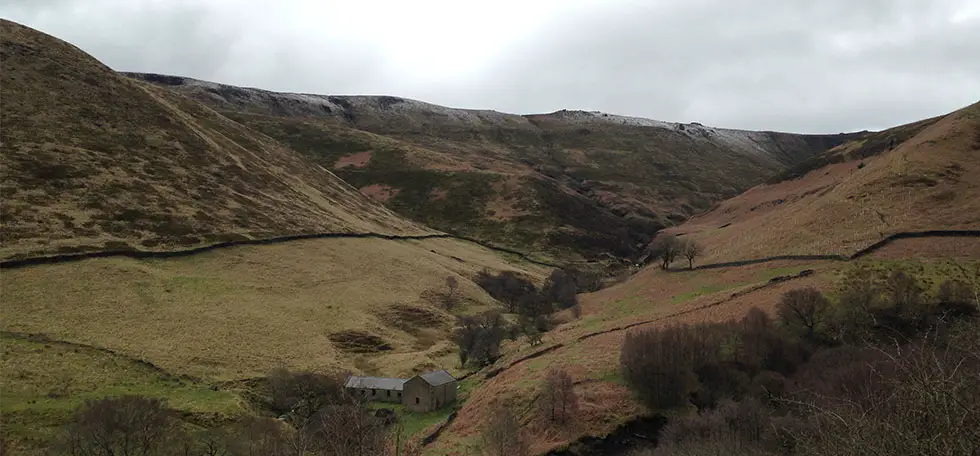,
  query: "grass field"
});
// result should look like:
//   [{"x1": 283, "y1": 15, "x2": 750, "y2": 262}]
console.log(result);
[
  {"x1": 0, "y1": 333, "x2": 246, "y2": 454},
  {"x1": 1, "y1": 237, "x2": 549, "y2": 382}
]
